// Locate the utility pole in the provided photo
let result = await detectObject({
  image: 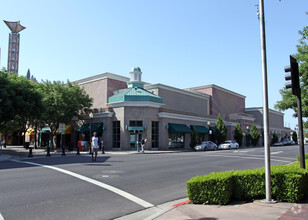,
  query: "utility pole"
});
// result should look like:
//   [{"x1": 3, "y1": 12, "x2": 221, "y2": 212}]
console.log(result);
[{"x1": 258, "y1": 0, "x2": 272, "y2": 202}]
